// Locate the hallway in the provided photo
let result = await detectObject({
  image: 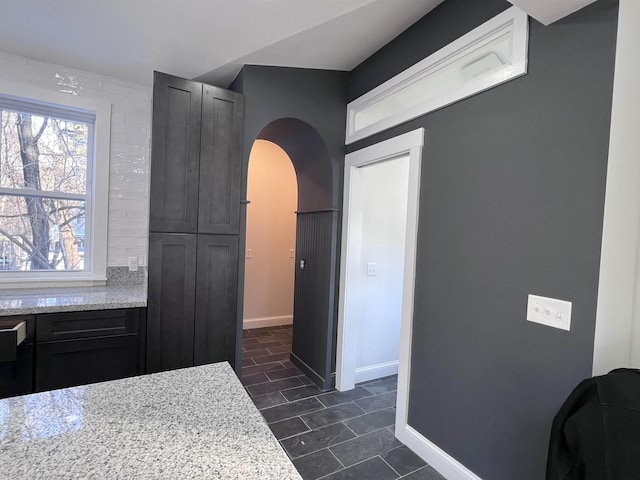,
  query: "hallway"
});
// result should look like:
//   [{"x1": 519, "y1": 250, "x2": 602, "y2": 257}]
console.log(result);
[{"x1": 241, "y1": 326, "x2": 444, "y2": 480}]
